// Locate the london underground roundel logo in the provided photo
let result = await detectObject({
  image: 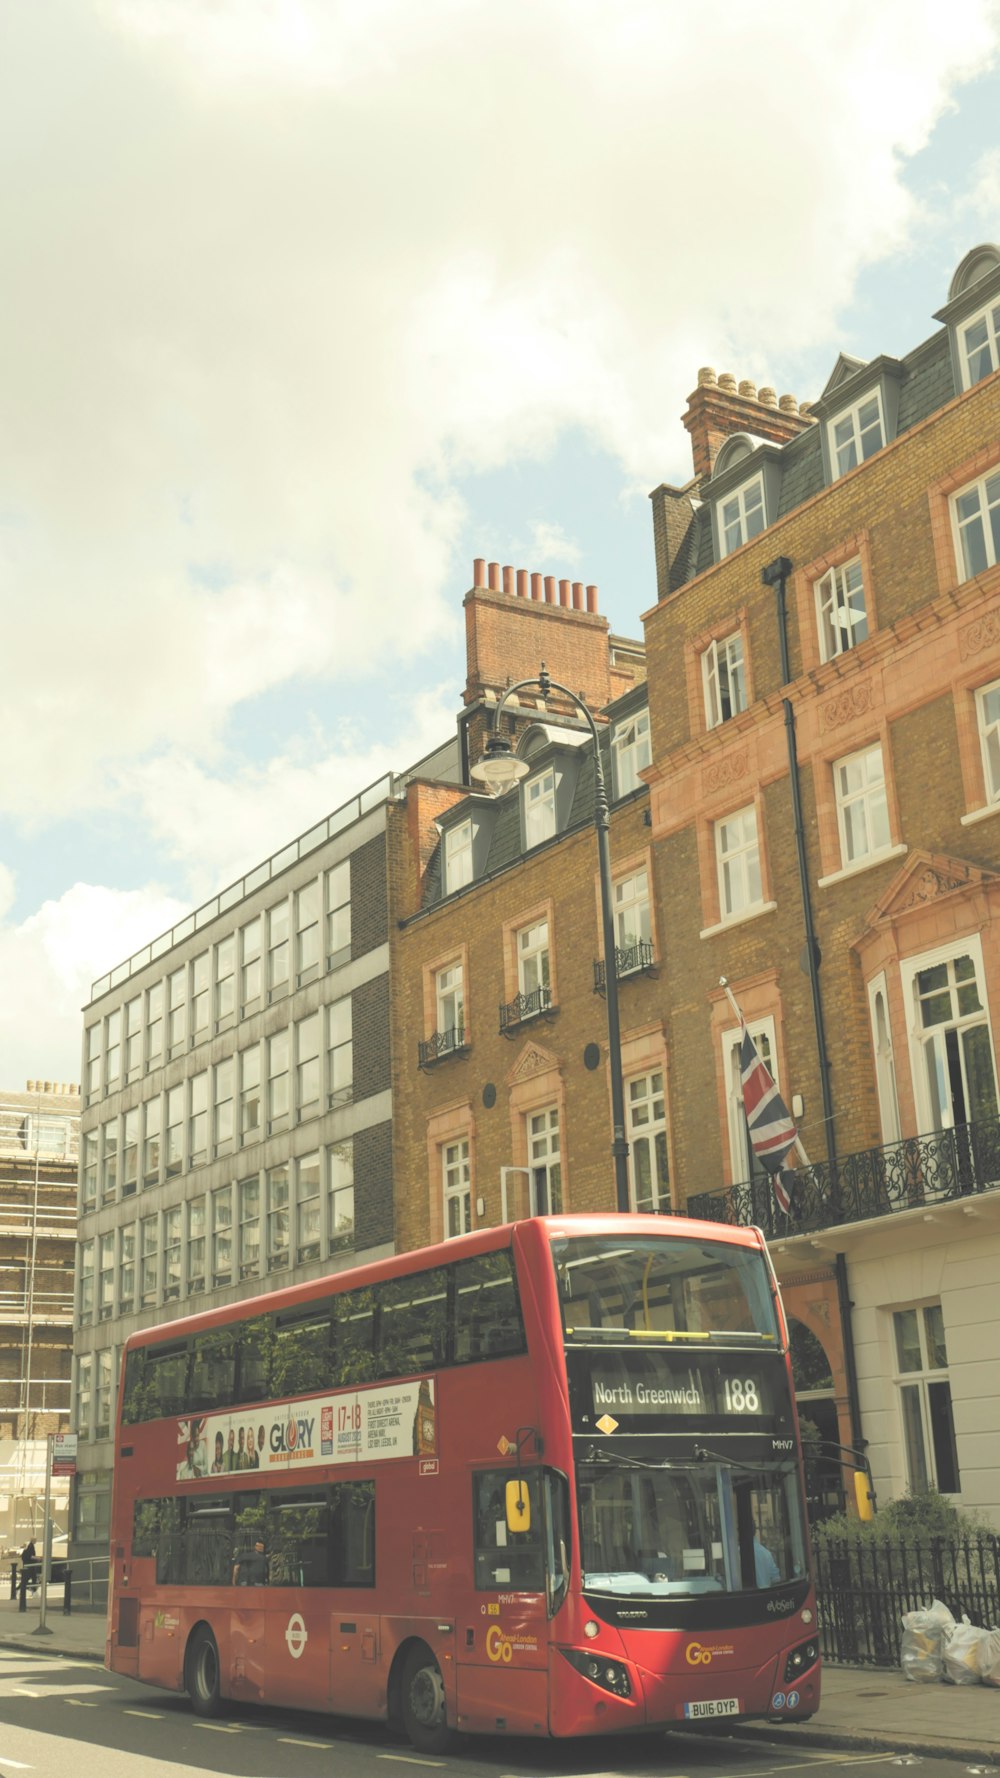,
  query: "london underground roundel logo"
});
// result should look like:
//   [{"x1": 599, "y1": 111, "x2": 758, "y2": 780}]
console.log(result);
[{"x1": 285, "y1": 1613, "x2": 308, "y2": 1659}]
